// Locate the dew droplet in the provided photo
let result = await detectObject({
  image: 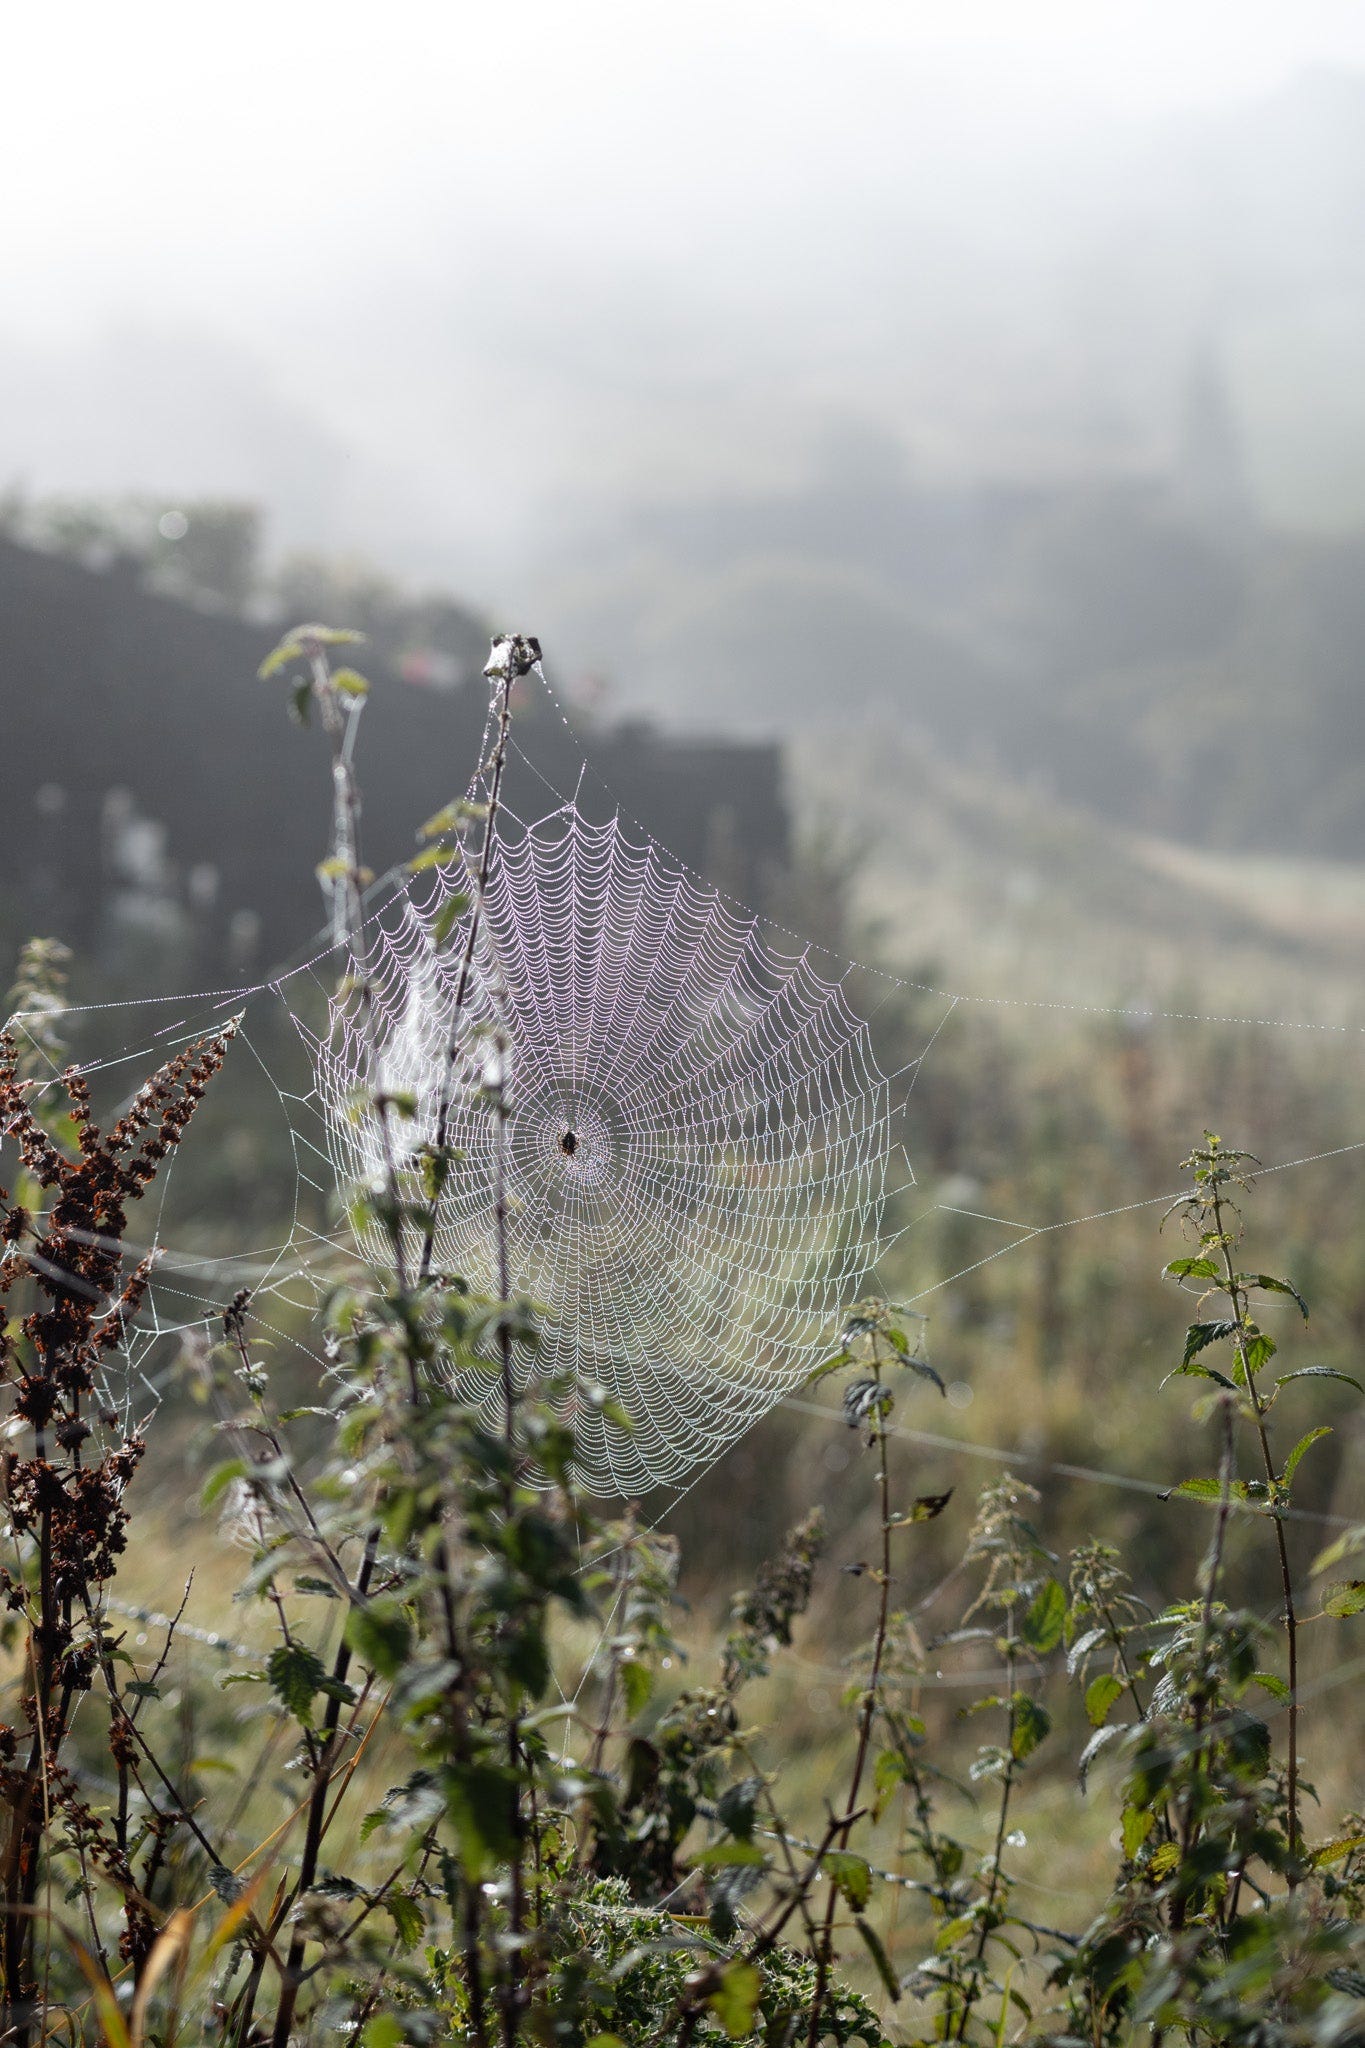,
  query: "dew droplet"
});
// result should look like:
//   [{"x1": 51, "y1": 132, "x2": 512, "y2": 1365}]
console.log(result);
[{"x1": 1005, "y1": 1829, "x2": 1027, "y2": 1848}]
